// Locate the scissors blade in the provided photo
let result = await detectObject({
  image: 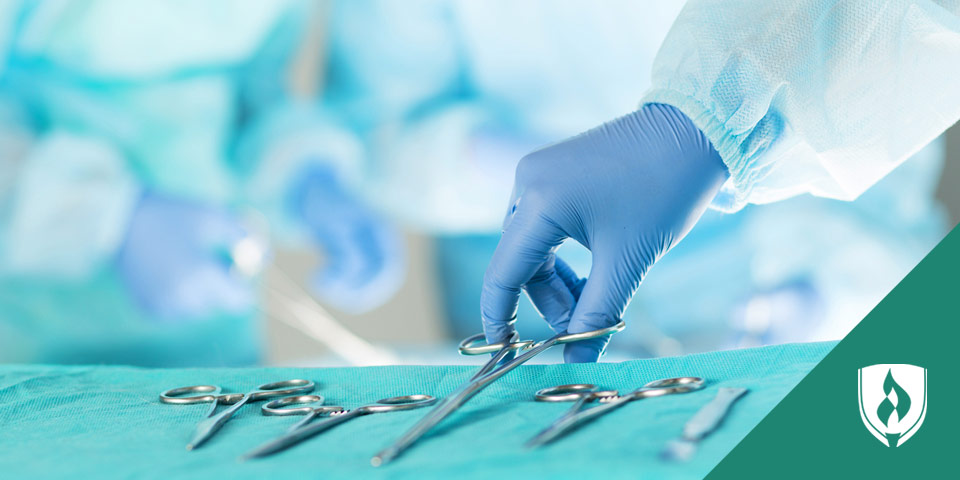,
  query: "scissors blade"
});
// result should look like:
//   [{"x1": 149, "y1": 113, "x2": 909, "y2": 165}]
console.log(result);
[
  {"x1": 524, "y1": 415, "x2": 570, "y2": 448},
  {"x1": 186, "y1": 396, "x2": 249, "y2": 450},
  {"x1": 370, "y1": 391, "x2": 463, "y2": 466},
  {"x1": 525, "y1": 395, "x2": 631, "y2": 448},
  {"x1": 524, "y1": 424, "x2": 566, "y2": 448},
  {"x1": 524, "y1": 396, "x2": 592, "y2": 448},
  {"x1": 242, "y1": 429, "x2": 312, "y2": 460},
  {"x1": 242, "y1": 410, "x2": 358, "y2": 460},
  {"x1": 373, "y1": 339, "x2": 558, "y2": 466}
]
